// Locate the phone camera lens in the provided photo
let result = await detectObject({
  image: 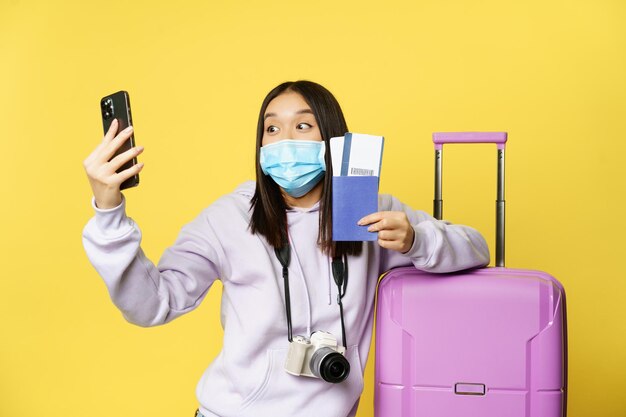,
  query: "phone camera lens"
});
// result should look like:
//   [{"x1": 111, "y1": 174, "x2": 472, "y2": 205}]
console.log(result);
[{"x1": 101, "y1": 100, "x2": 114, "y2": 119}]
